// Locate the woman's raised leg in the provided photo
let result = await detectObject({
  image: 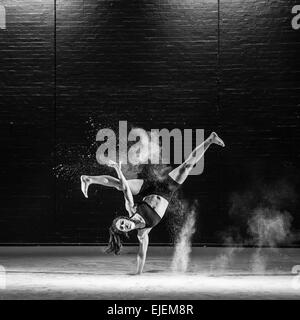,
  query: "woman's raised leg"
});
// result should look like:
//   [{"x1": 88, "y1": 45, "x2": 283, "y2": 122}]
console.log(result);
[
  {"x1": 80, "y1": 175, "x2": 121, "y2": 198},
  {"x1": 168, "y1": 132, "x2": 225, "y2": 184}
]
